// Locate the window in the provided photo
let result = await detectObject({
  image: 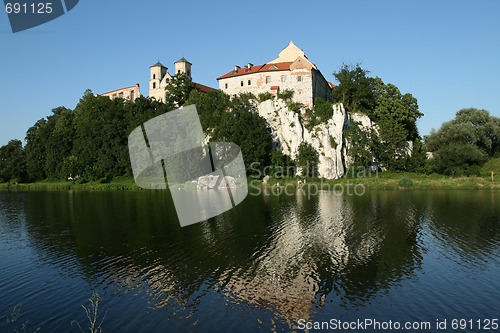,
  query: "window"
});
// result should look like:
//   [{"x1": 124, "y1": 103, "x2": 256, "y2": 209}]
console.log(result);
[
  {"x1": 297, "y1": 76, "x2": 302, "y2": 82},
  {"x1": 166, "y1": 78, "x2": 170, "y2": 83},
  {"x1": 153, "y1": 74, "x2": 156, "y2": 79},
  {"x1": 281, "y1": 75, "x2": 286, "y2": 82},
  {"x1": 187, "y1": 70, "x2": 190, "y2": 76},
  {"x1": 153, "y1": 82, "x2": 156, "y2": 89},
  {"x1": 119, "y1": 92, "x2": 124, "y2": 98},
  {"x1": 225, "y1": 83, "x2": 228, "y2": 89},
  {"x1": 266, "y1": 76, "x2": 271, "y2": 84},
  {"x1": 241, "y1": 81, "x2": 244, "y2": 86},
  {"x1": 130, "y1": 91, "x2": 135, "y2": 100},
  {"x1": 248, "y1": 79, "x2": 251, "y2": 85},
  {"x1": 178, "y1": 70, "x2": 181, "y2": 74}
]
